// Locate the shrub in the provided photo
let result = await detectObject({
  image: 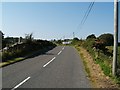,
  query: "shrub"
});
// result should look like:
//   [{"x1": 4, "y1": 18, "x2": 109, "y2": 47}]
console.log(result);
[
  {"x1": 81, "y1": 38, "x2": 112, "y2": 76},
  {"x1": 2, "y1": 40, "x2": 56, "y2": 62},
  {"x1": 86, "y1": 34, "x2": 96, "y2": 40},
  {"x1": 98, "y1": 33, "x2": 114, "y2": 46}
]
